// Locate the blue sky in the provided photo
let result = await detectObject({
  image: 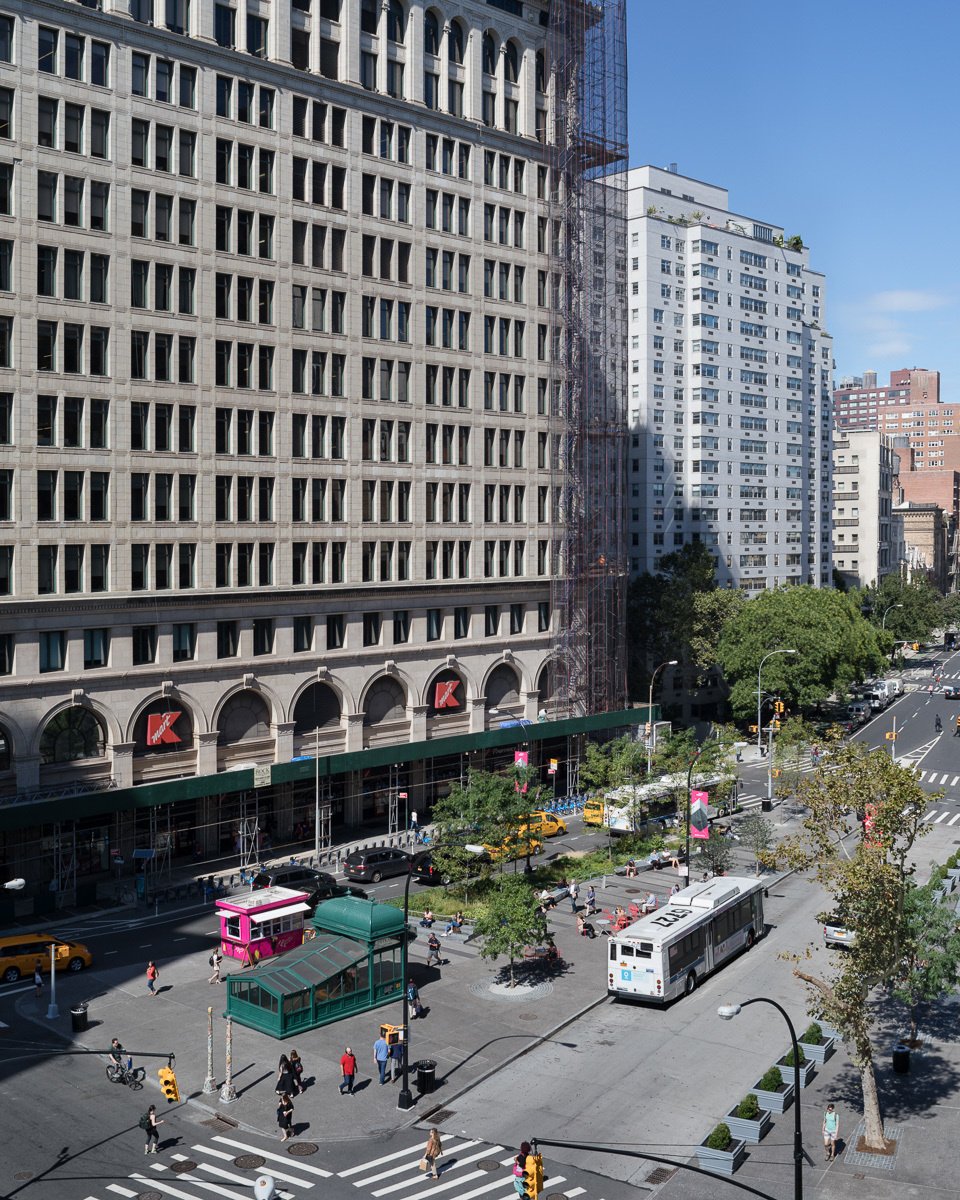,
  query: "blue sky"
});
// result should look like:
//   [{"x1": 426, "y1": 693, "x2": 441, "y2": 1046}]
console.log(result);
[{"x1": 626, "y1": 0, "x2": 957, "y2": 393}]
